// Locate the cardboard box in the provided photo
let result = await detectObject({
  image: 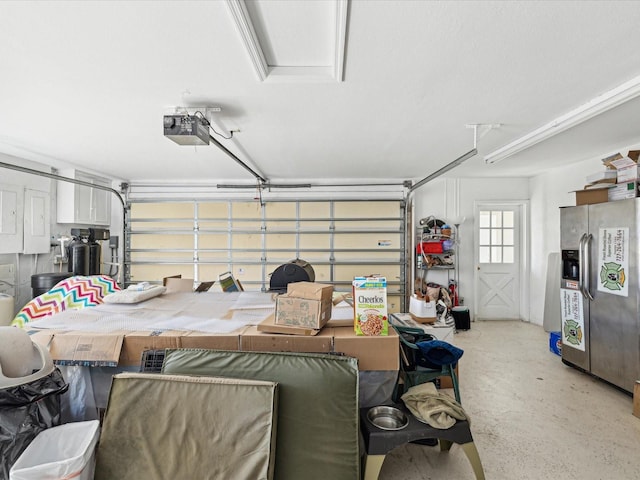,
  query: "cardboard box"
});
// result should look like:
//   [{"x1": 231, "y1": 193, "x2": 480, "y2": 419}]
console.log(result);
[
  {"x1": 332, "y1": 326, "x2": 398, "y2": 371},
  {"x1": 41, "y1": 329, "x2": 242, "y2": 368},
  {"x1": 258, "y1": 313, "x2": 322, "y2": 336},
  {"x1": 275, "y1": 282, "x2": 333, "y2": 329},
  {"x1": 616, "y1": 165, "x2": 640, "y2": 183},
  {"x1": 33, "y1": 321, "x2": 401, "y2": 372},
  {"x1": 390, "y1": 314, "x2": 455, "y2": 341},
  {"x1": 240, "y1": 325, "x2": 333, "y2": 353},
  {"x1": 549, "y1": 331, "x2": 562, "y2": 356},
  {"x1": 628, "y1": 150, "x2": 640, "y2": 162},
  {"x1": 633, "y1": 381, "x2": 640, "y2": 419},
  {"x1": 608, "y1": 181, "x2": 639, "y2": 201},
  {"x1": 286, "y1": 281, "x2": 334, "y2": 302},
  {"x1": 119, "y1": 331, "x2": 183, "y2": 366},
  {"x1": 353, "y1": 276, "x2": 388, "y2": 336},
  {"x1": 575, "y1": 188, "x2": 609, "y2": 206},
  {"x1": 173, "y1": 331, "x2": 241, "y2": 351},
  {"x1": 601, "y1": 152, "x2": 624, "y2": 168},
  {"x1": 586, "y1": 170, "x2": 617, "y2": 184},
  {"x1": 436, "y1": 364, "x2": 460, "y2": 389},
  {"x1": 601, "y1": 154, "x2": 640, "y2": 183},
  {"x1": 163, "y1": 275, "x2": 214, "y2": 293},
  {"x1": 48, "y1": 333, "x2": 124, "y2": 367}
]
